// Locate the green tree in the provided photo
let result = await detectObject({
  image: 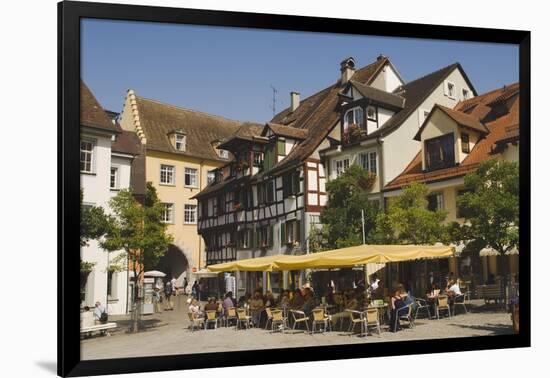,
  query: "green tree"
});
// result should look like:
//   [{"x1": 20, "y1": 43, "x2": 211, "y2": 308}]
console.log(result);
[
  {"x1": 456, "y1": 159, "x2": 519, "y2": 287},
  {"x1": 101, "y1": 183, "x2": 173, "y2": 332},
  {"x1": 320, "y1": 164, "x2": 378, "y2": 249},
  {"x1": 369, "y1": 182, "x2": 447, "y2": 244}
]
